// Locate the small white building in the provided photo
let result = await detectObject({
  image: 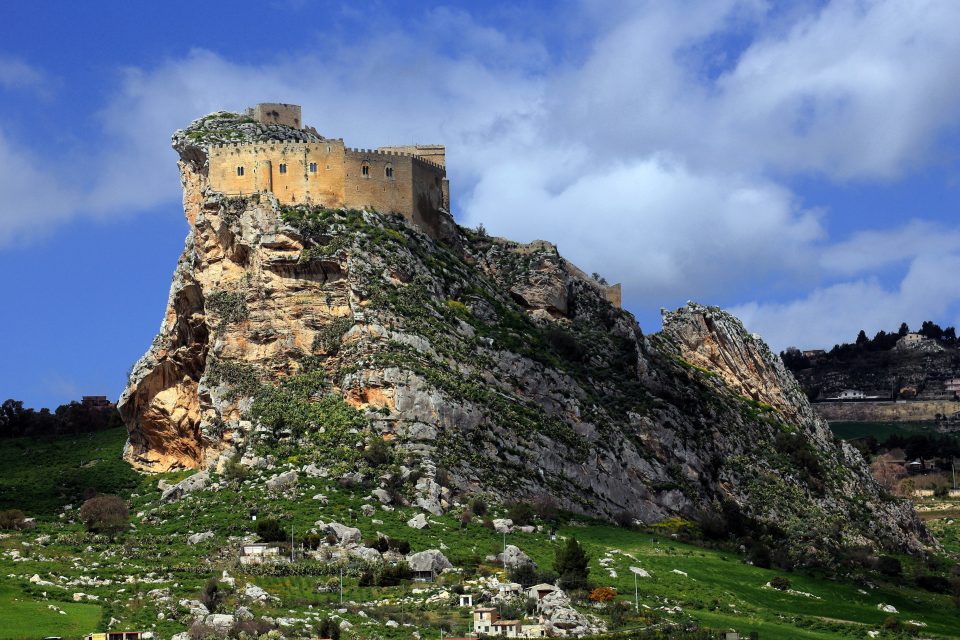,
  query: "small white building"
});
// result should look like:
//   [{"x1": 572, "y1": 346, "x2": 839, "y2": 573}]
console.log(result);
[
  {"x1": 837, "y1": 389, "x2": 865, "y2": 400},
  {"x1": 459, "y1": 593, "x2": 474, "y2": 607},
  {"x1": 497, "y1": 582, "x2": 523, "y2": 599},
  {"x1": 239, "y1": 543, "x2": 283, "y2": 565}
]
